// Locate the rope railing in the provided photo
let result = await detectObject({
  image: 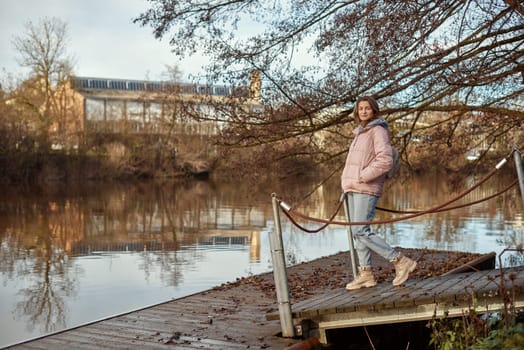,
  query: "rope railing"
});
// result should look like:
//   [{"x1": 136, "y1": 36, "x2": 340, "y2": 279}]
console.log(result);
[
  {"x1": 269, "y1": 147, "x2": 523, "y2": 338},
  {"x1": 276, "y1": 150, "x2": 517, "y2": 232}
]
